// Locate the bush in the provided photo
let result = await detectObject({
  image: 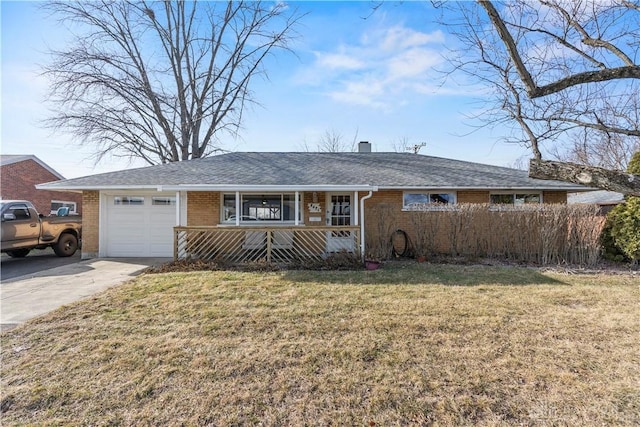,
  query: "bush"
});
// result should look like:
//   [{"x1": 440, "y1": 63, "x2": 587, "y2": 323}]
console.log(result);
[
  {"x1": 604, "y1": 151, "x2": 640, "y2": 264},
  {"x1": 608, "y1": 197, "x2": 640, "y2": 264}
]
